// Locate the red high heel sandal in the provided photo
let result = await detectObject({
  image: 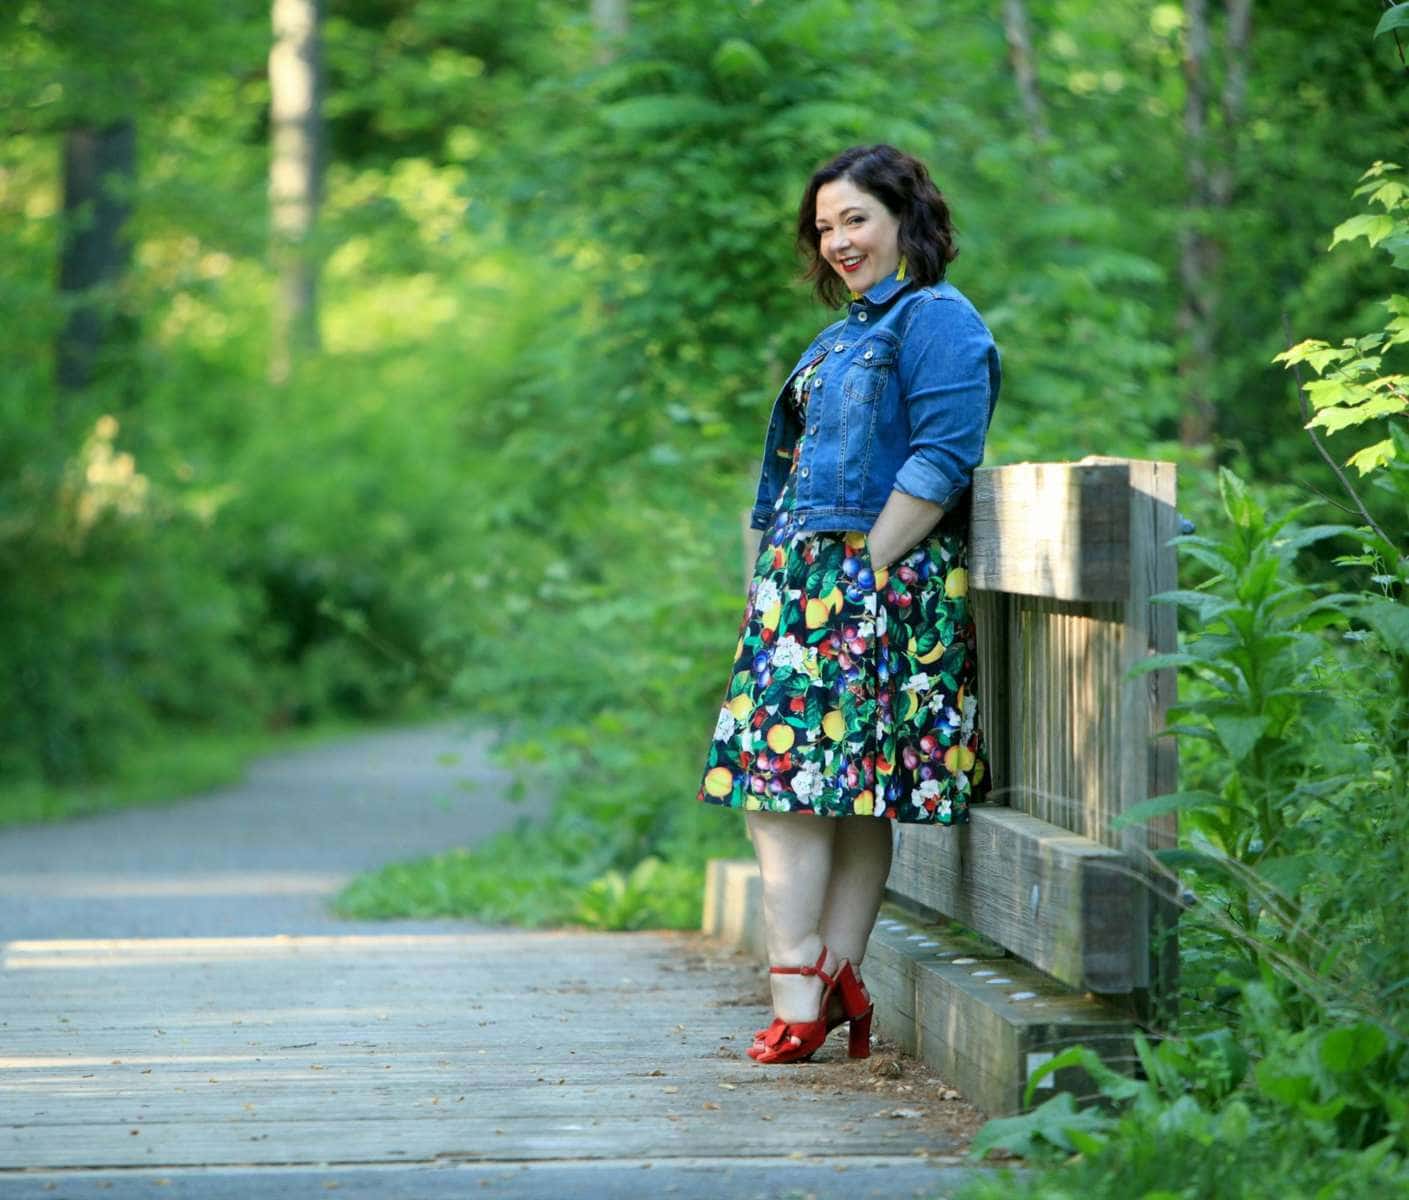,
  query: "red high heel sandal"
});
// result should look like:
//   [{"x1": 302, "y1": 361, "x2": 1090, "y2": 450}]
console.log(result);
[{"x1": 747, "y1": 946, "x2": 874, "y2": 1064}]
